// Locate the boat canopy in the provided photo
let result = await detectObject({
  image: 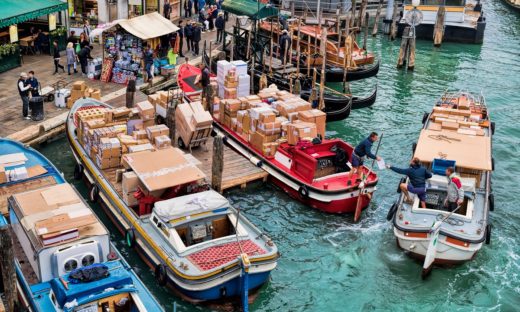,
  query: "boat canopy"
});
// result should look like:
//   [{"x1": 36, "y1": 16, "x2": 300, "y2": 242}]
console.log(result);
[
  {"x1": 154, "y1": 190, "x2": 229, "y2": 222},
  {"x1": 222, "y1": 0, "x2": 279, "y2": 20},
  {"x1": 413, "y1": 129, "x2": 492, "y2": 171}
]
